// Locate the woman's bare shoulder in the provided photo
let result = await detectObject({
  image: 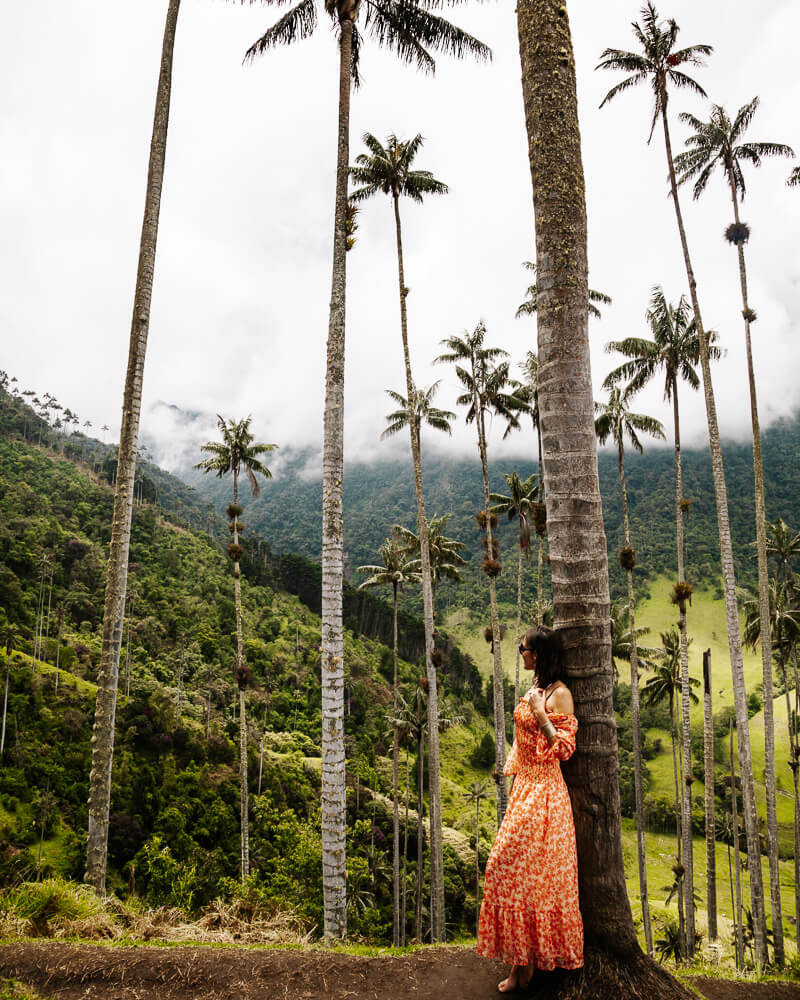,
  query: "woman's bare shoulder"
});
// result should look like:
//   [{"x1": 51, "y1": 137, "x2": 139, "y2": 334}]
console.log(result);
[{"x1": 549, "y1": 683, "x2": 574, "y2": 714}]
